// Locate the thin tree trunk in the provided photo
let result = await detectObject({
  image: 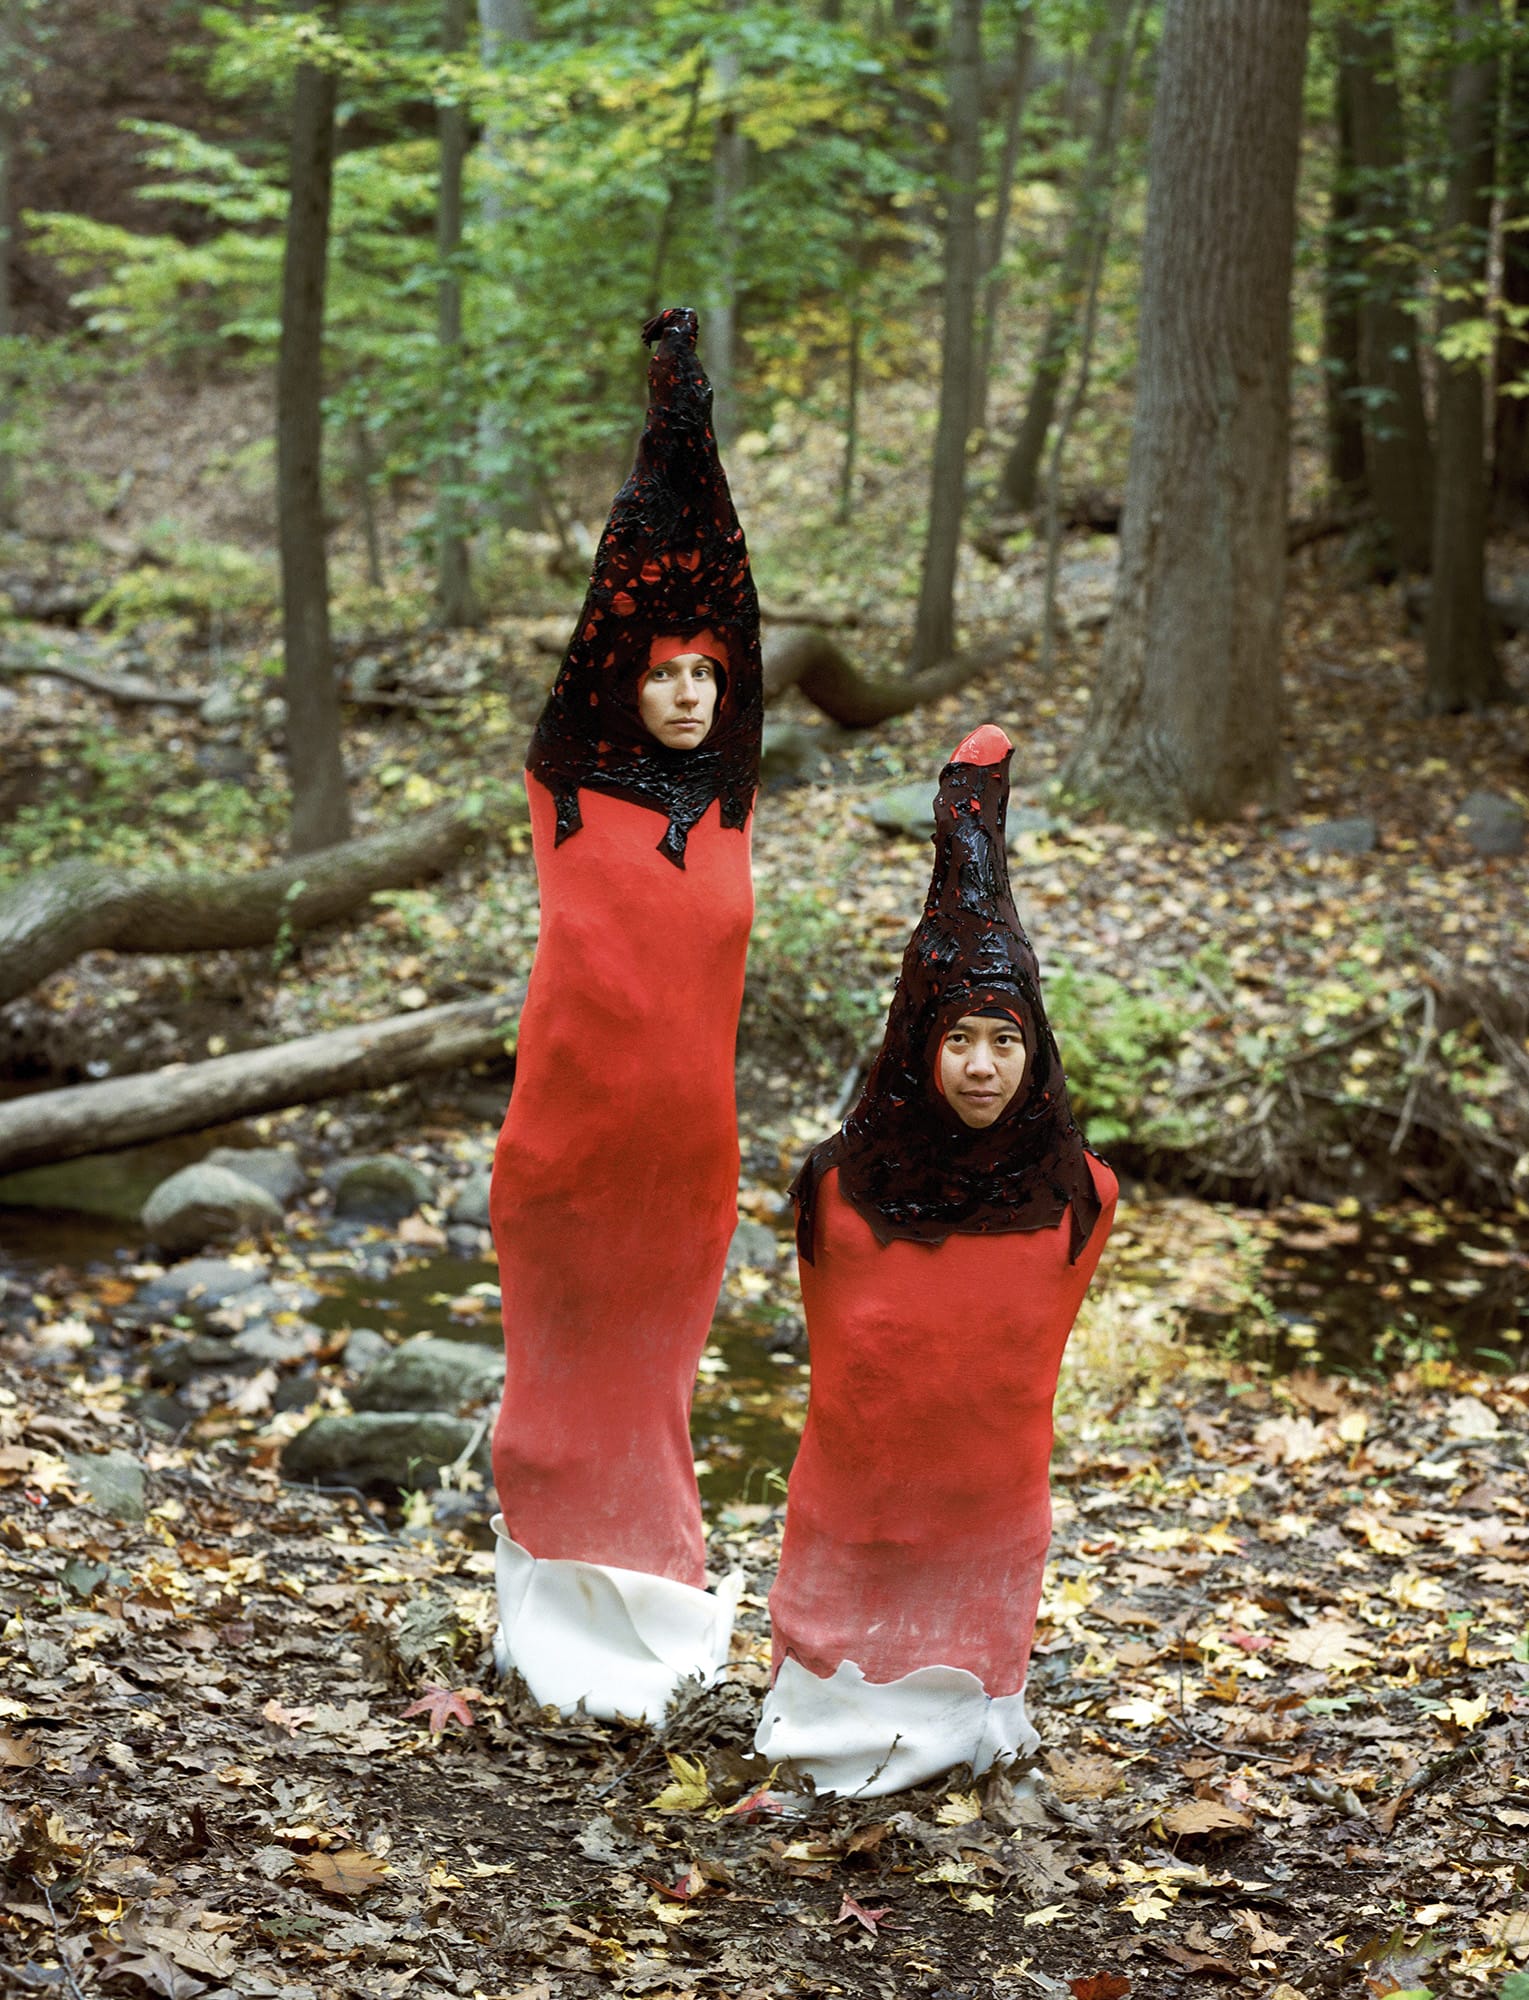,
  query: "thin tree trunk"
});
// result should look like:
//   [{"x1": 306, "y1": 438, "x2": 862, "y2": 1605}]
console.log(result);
[
  {"x1": 996, "y1": 0, "x2": 1135, "y2": 514},
  {"x1": 1425, "y1": 0, "x2": 1508, "y2": 714},
  {"x1": 437, "y1": 0, "x2": 476, "y2": 626},
  {"x1": 1493, "y1": 29, "x2": 1529, "y2": 525},
  {"x1": 708, "y1": 15, "x2": 744, "y2": 446},
  {"x1": 1338, "y1": 17, "x2": 1434, "y2": 572},
  {"x1": 352, "y1": 413, "x2": 385, "y2": 590},
  {"x1": 476, "y1": 0, "x2": 536, "y2": 528},
  {"x1": 0, "y1": 55, "x2": 15, "y2": 533},
  {"x1": 1325, "y1": 46, "x2": 1367, "y2": 499},
  {"x1": 909, "y1": 0, "x2": 984, "y2": 675},
  {"x1": 1064, "y1": 0, "x2": 1309, "y2": 824},
  {"x1": 972, "y1": 6, "x2": 1035, "y2": 431},
  {"x1": 838, "y1": 295, "x2": 862, "y2": 524},
  {"x1": 277, "y1": 38, "x2": 351, "y2": 855}
]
